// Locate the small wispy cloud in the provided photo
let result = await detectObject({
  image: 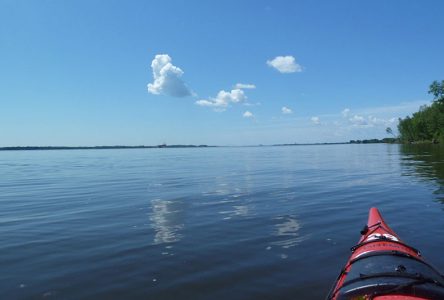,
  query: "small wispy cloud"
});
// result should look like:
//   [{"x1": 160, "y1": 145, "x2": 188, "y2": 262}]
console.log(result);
[
  {"x1": 196, "y1": 89, "x2": 247, "y2": 111},
  {"x1": 243, "y1": 102, "x2": 261, "y2": 107},
  {"x1": 267, "y1": 56, "x2": 302, "y2": 73},
  {"x1": 234, "y1": 83, "x2": 256, "y2": 89},
  {"x1": 243, "y1": 111, "x2": 254, "y2": 118},
  {"x1": 341, "y1": 108, "x2": 350, "y2": 117},
  {"x1": 355, "y1": 100, "x2": 430, "y2": 116},
  {"x1": 311, "y1": 116, "x2": 320, "y2": 124},
  {"x1": 282, "y1": 106, "x2": 293, "y2": 114},
  {"x1": 348, "y1": 114, "x2": 397, "y2": 127},
  {"x1": 349, "y1": 115, "x2": 368, "y2": 126},
  {"x1": 147, "y1": 54, "x2": 192, "y2": 97}
]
